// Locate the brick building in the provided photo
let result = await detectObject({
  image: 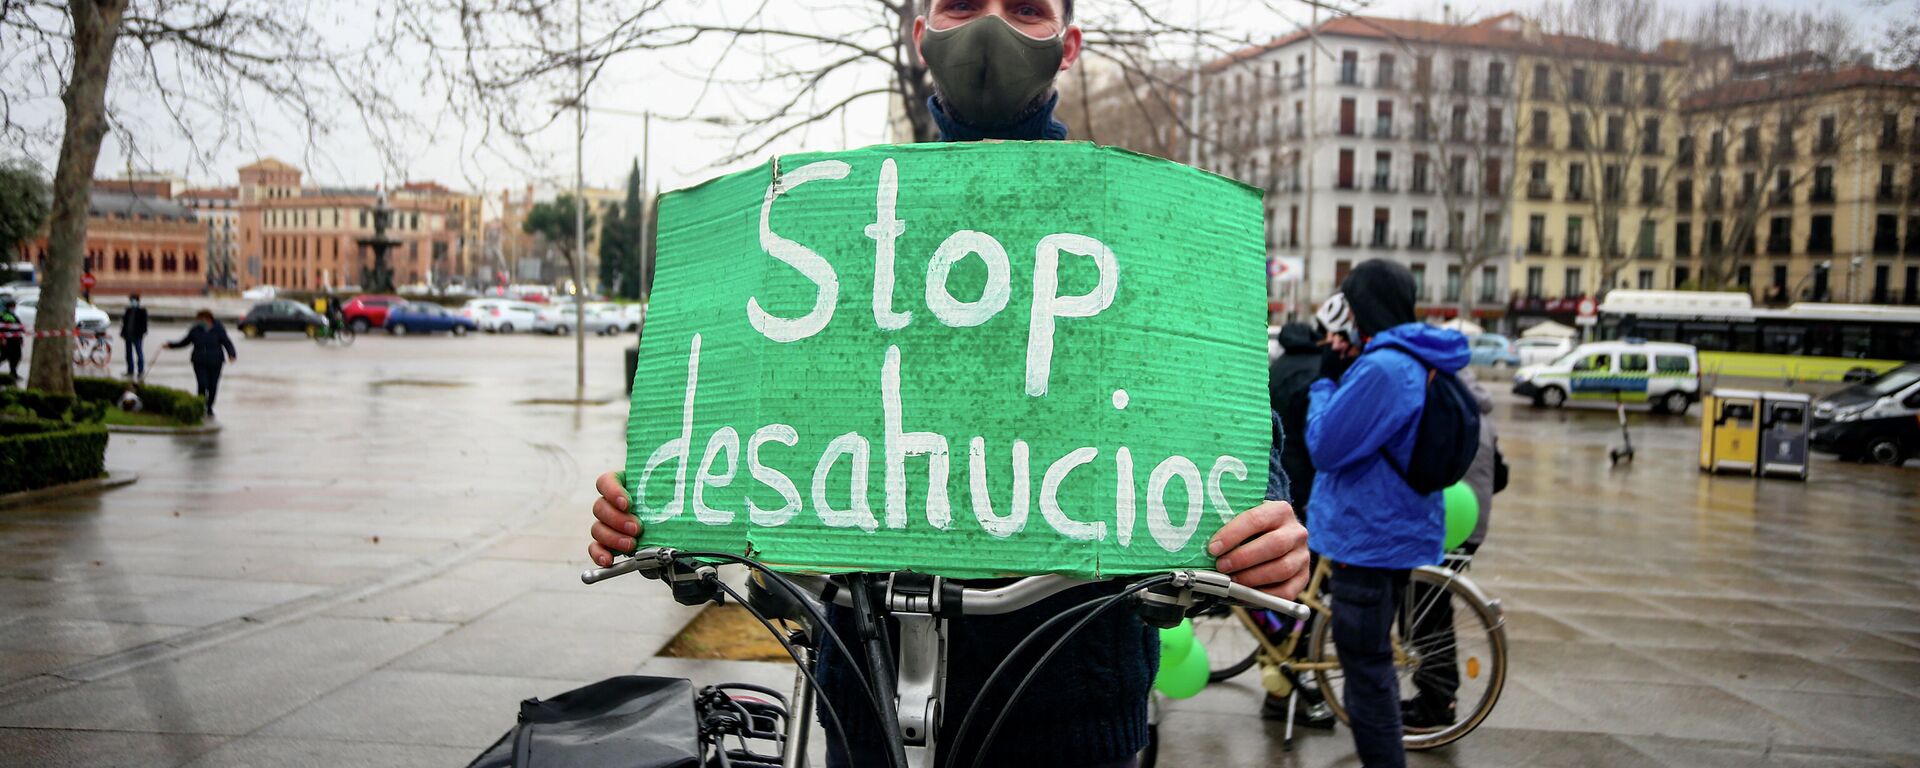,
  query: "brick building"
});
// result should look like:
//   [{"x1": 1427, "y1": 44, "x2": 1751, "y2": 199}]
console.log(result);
[{"x1": 12, "y1": 187, "x2": 208, "y2": 296}]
